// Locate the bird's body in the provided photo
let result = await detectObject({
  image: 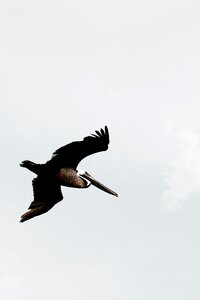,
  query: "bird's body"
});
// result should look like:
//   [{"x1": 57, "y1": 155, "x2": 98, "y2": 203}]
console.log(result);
[
  {"x1": 55, "y1": 168, "x2": 88, "y2": 188},
  {"x1": 20, "y1": 126, "x2": 118, "y2": 222}
]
